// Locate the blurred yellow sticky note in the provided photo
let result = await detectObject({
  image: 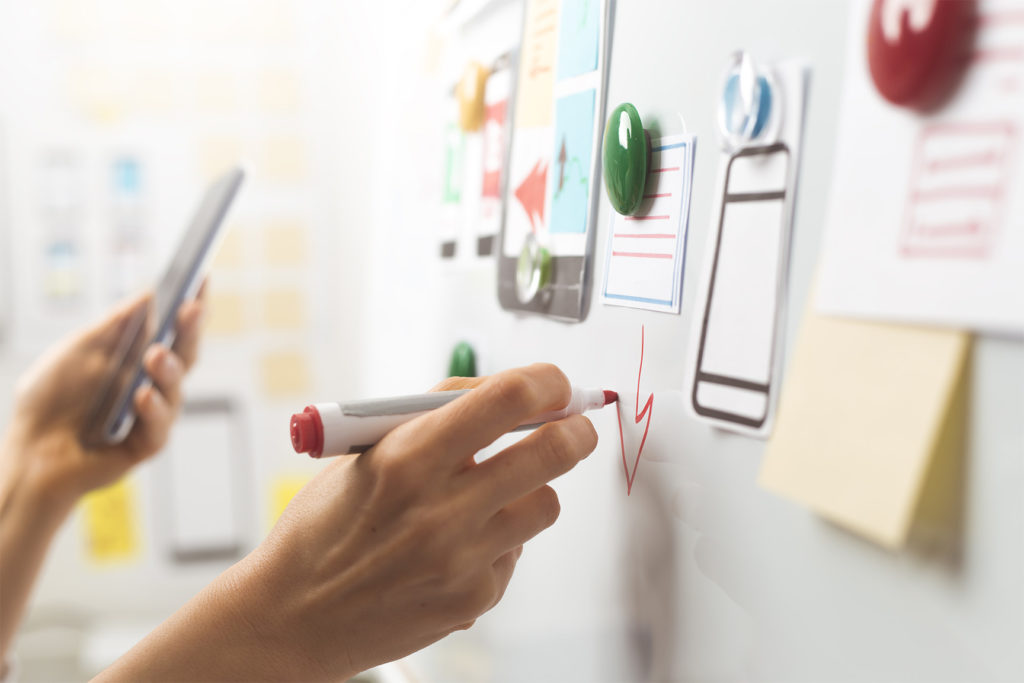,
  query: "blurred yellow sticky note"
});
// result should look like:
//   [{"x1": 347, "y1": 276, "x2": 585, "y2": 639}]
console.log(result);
[
  {"x1": 198, "y1": 136, "x2": 243, "y2": 179},
  {"x1": 269, "y1": 474, "x2": 311, "y2": 528},
  {"x1": 257, "y1": 69, "x2": 302, "y2": 113},
  {"x1": 81, "y1": 478, "x2": 140, "y2": 563},
  {"x1": 261, "y1": 289, "x2": 306, "y2": 330},
  {"x1": 759, "y1": 301, "x2": 970, "y2": 549},
  {"x1": 260, "y1": 350, "x2": 311, "y2": 396},
  {"x1": 205, "y1": 291, "x2": 246, "y2": 335},
  {"x1": 212, "y1": 226, "x2": 245, "y2": 270},
  {"x1": 262, "y1": 220, "x2": 307, "y2": 267},
  {"x1": 260, "y1": 137, "x2": 307, "y2": 183}
]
